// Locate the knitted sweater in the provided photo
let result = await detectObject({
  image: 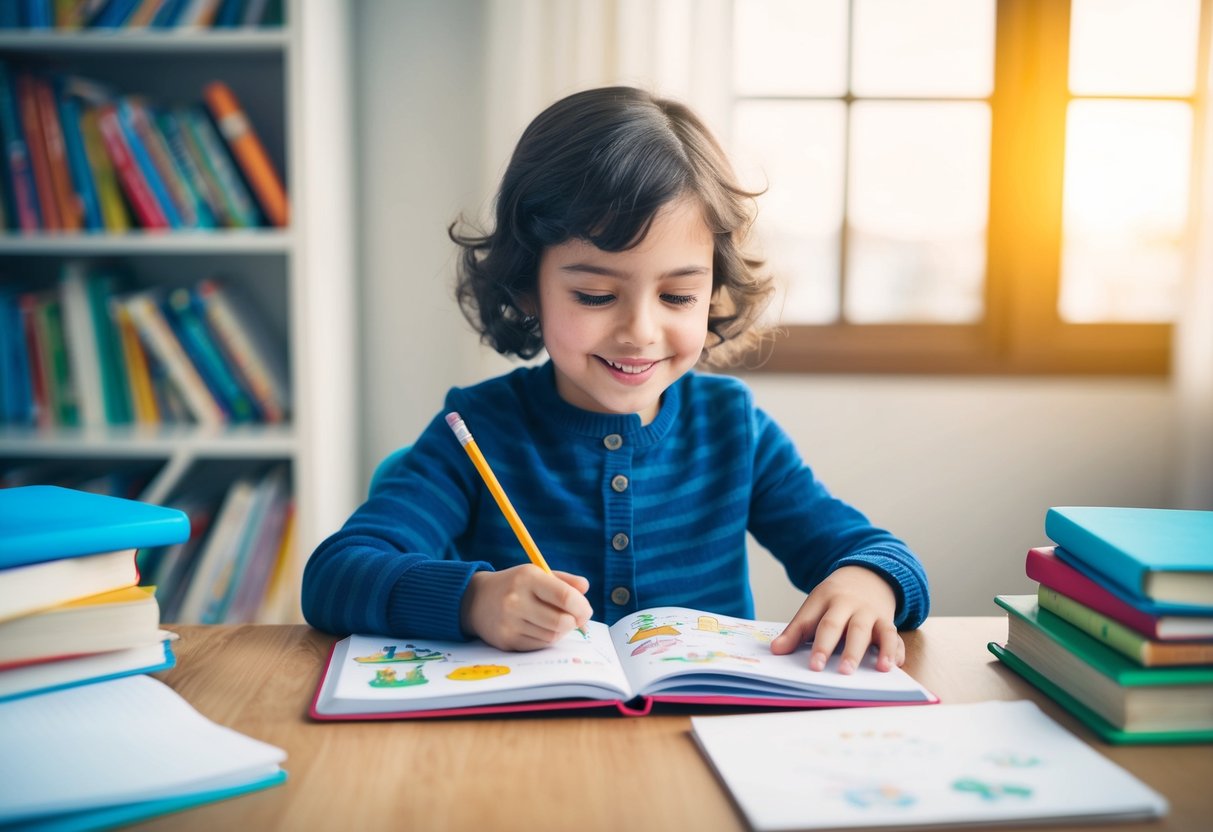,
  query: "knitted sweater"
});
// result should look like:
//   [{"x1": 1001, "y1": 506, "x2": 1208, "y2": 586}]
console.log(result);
[{"x1": 301, "y1": 363, "x2": 929, "y2": 640}]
